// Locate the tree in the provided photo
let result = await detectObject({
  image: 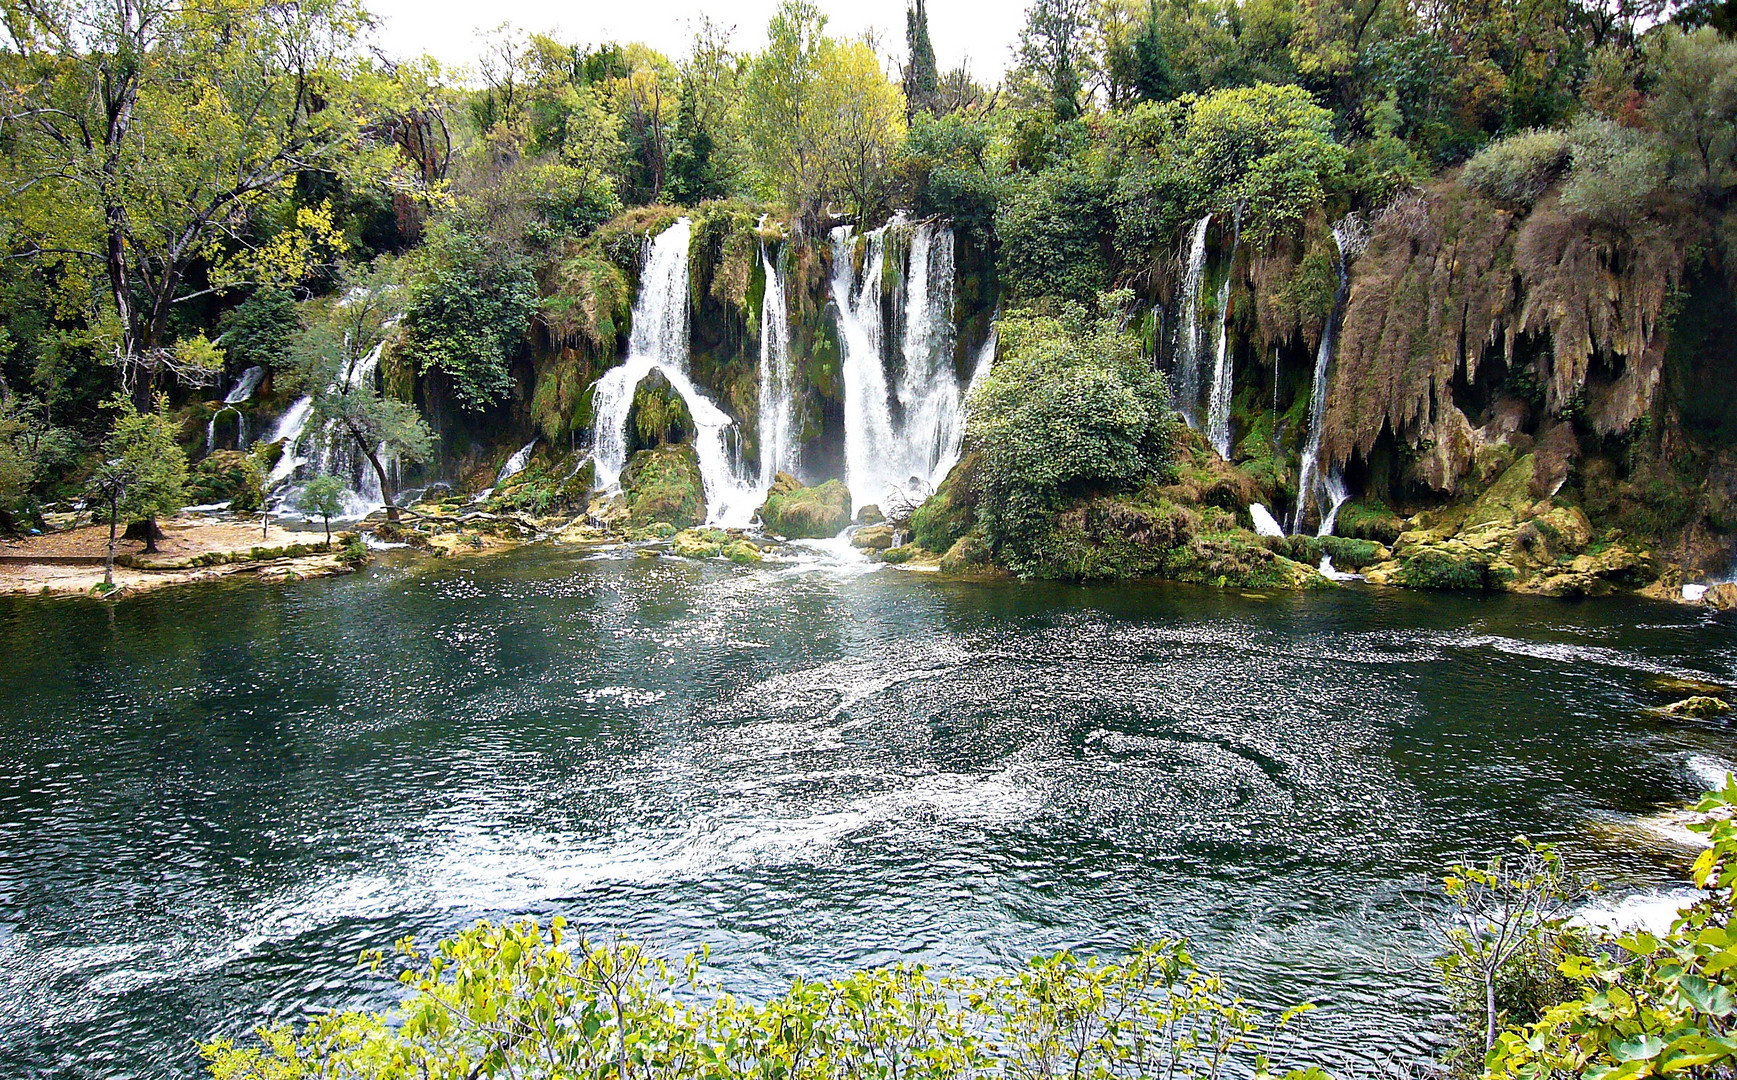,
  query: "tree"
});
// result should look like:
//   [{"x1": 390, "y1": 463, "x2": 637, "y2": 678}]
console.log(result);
[
  {"x1": 298, "y1": 264, "x2": 434, "y2": 523},
  {"x1": 1646, "y1": 27, "x2": 1737, "y2": 200},
  {"x1": 1017, "y1": 0, "x2": 1093, "y2": 122},
  {"x1": 296, "y1": 474, "x2": 343, "y2": 545},
  {"x1": 1431, "y1": 839, "x2": 1585, "y2": 1058},
  {"x1": 740, "y1": 2, "x2": 906, "y2": 221},
  {"x1": 97, "y1": 392, "x2": 187, "y2": 555},
  {"x1": 904, "y1": 0, "x2": 940, "y2": 118},
  {"x1": 401, "y1": 224, "x2": 538, "y2": 412},
  {"x1": 0, "y1": 0, "x2": 392, "y2": 410}
]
